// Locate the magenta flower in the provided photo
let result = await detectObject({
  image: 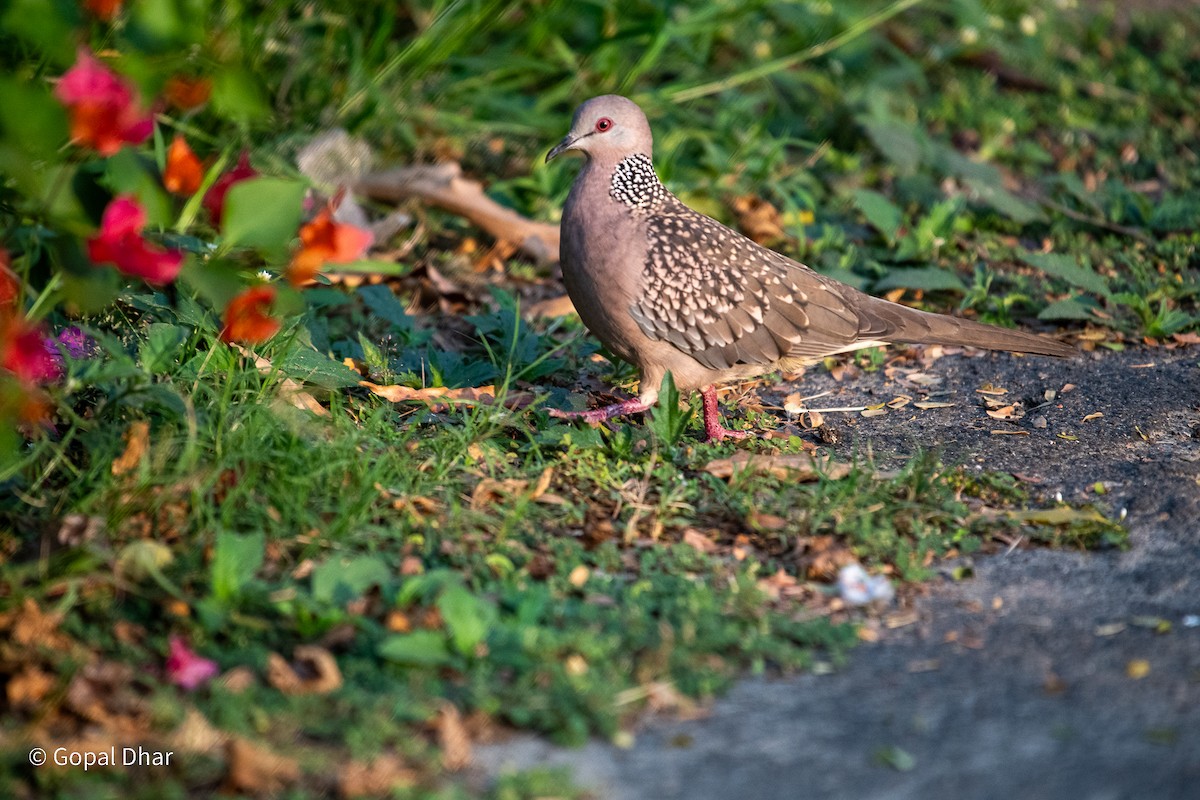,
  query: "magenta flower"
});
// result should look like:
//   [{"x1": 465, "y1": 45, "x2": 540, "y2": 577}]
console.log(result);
[
  {"x1": 87, "y1": 195, "x2": 184, "y2": 285},
  {"x1": 165, "y1": 636, "x2": 219, "y2": 690}
]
